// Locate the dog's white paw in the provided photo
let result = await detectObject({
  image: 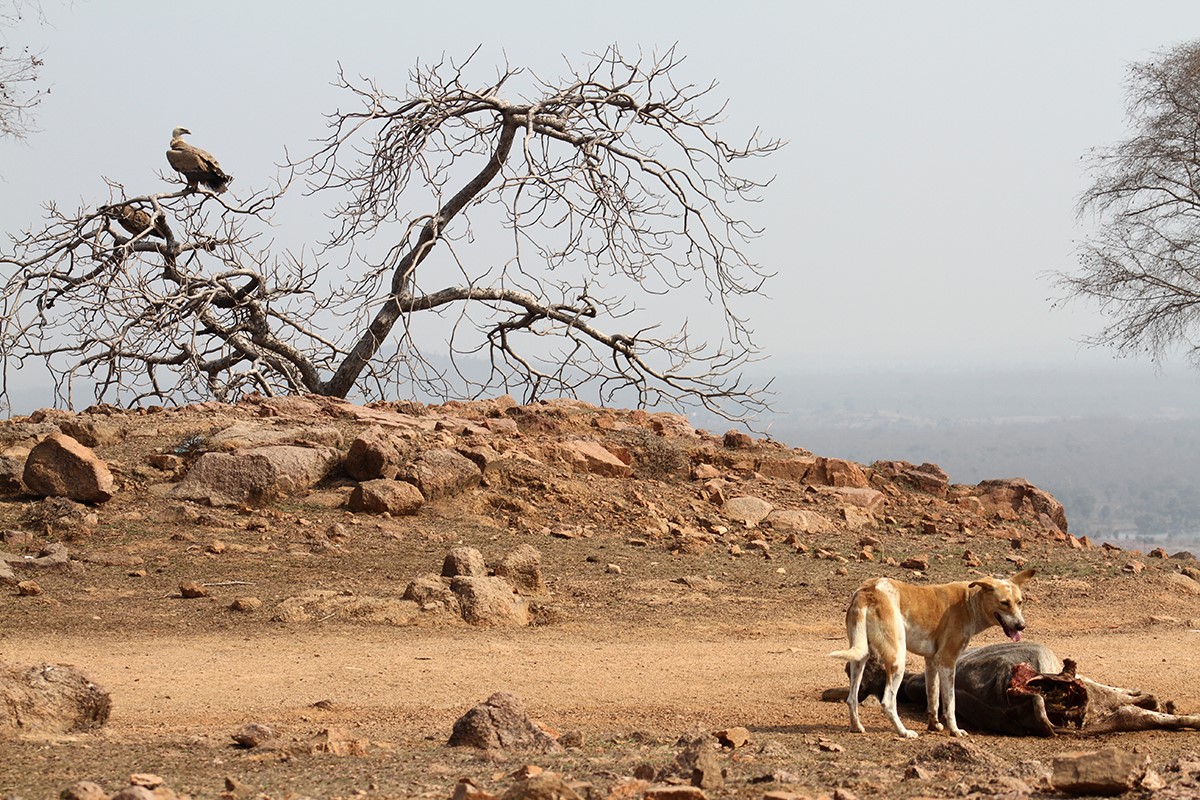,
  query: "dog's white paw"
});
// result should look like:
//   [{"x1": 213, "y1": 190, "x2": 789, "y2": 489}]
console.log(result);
[
  {"x1": 898, "y1": 728, "x2": 919, "y2": 739},
  {"x1": 849, "y1": 723, "x2": 866, "y2": 734},
  {"x1": 948, "y1": 728, "x2": 969, "y2": 738}
]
